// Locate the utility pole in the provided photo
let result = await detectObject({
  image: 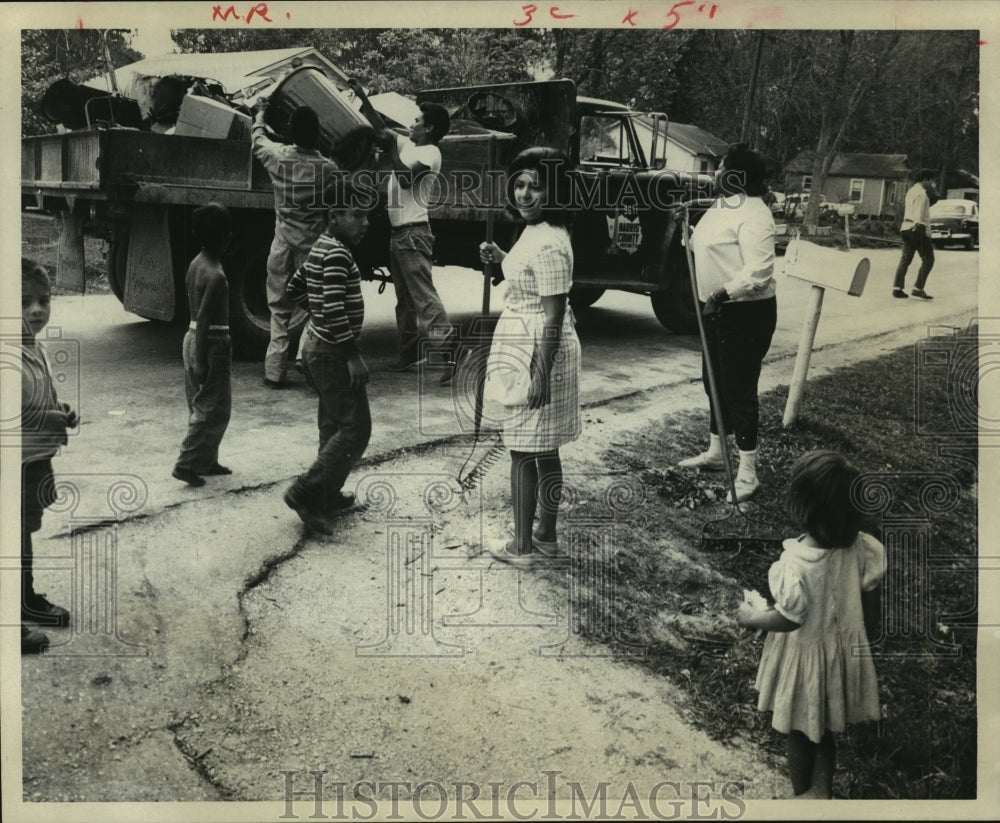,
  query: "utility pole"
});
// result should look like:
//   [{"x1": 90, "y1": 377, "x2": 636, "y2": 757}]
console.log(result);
[{"x1": 740, "y1": 32, "x2": 766, "y2": 145}]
